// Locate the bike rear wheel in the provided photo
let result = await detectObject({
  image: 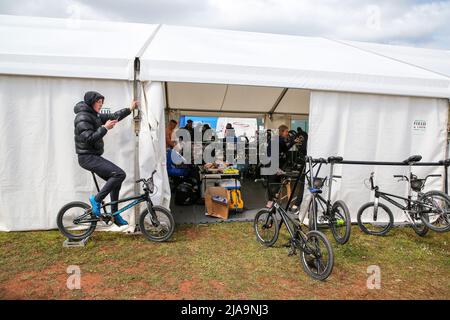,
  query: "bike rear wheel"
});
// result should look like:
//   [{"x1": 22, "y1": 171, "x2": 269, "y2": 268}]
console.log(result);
[
  {"x1": 254, "y1": 209, "x2": 279, "y2": 247},
  {"x1": 139, "y1": 205, "x2": 175, "y2": 242},
  {"x1": 300, "y1": 230, "x2": 334, "y2": 281},
  {"x1": 329, "y1": 200, "x2": 351, "y2": 245},
  {"x1": 57, "y1": 201, "x2": 97, "y2": 240},
  {"x1": 419, "y1": 191, "x2": 450, "y2": 233},
  {"x1": 357, "y1": 202, "x2": 394, "y2": 236}
]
